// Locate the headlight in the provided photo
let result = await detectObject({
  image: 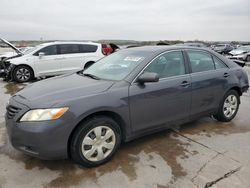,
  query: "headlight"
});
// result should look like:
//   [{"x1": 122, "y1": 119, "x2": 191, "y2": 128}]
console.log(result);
[{"x1": 20, "y1": 107, "x2": 69, "y2": 122}]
